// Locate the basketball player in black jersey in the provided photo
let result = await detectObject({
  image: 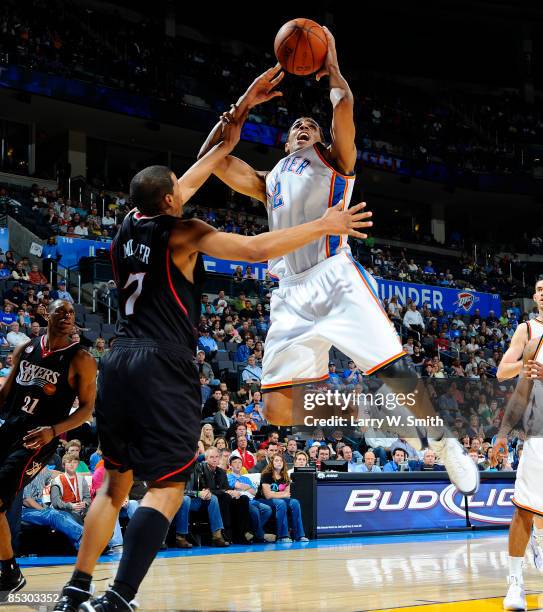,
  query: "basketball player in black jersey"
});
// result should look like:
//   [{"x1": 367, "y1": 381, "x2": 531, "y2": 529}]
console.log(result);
[
  {"x1": 54, "y1": 111, "x2": 371, "y2": 612},
  {"x1": 0, "y1": 299, "x2": 97, "y2": 601}
]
